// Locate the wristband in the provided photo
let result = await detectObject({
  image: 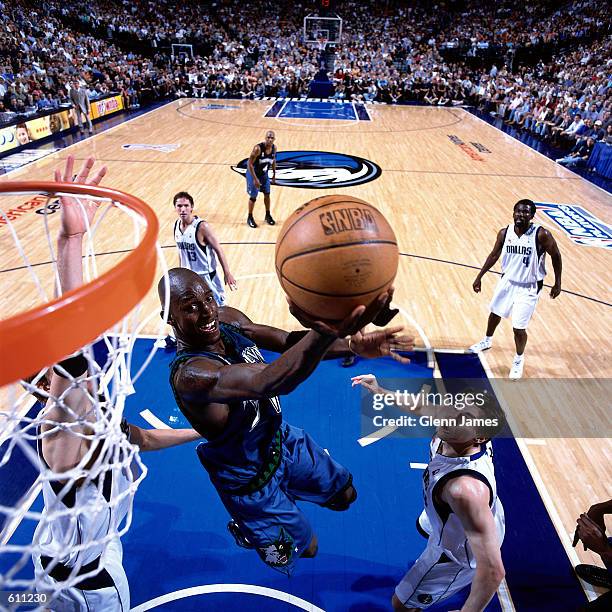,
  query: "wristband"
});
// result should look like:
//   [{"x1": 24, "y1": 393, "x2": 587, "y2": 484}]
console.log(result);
[{"x1": 53, "y1": 353, "x2": 88, "y2": 379}]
